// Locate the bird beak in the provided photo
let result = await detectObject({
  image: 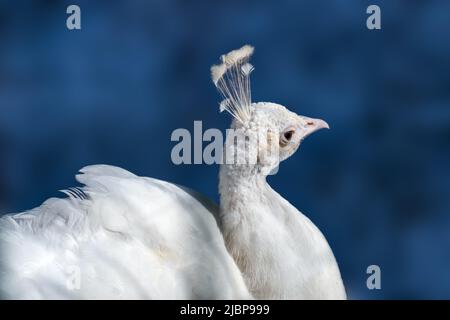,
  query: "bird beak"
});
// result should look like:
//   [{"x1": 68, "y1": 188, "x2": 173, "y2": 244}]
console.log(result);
[{"x1": 297, "y1": 116, "x2": 330, "y2": 139}]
